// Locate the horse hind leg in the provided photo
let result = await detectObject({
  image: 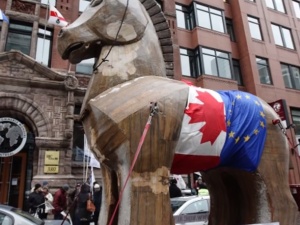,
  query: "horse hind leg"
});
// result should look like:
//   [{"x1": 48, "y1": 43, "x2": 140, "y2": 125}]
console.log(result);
[{"x1": 257, "y1": 101, "x2": 298, "y2": 225}]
